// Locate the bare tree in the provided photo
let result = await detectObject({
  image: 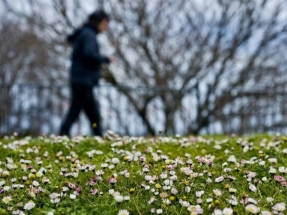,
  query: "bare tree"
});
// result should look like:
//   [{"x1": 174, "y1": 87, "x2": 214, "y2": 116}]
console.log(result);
[
  {"x1": 0, "y1": 17, "x2": 65, "y2": 134},
  {"x1": 102, "y1": 0, "x2": 287, "y2": 134}
]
